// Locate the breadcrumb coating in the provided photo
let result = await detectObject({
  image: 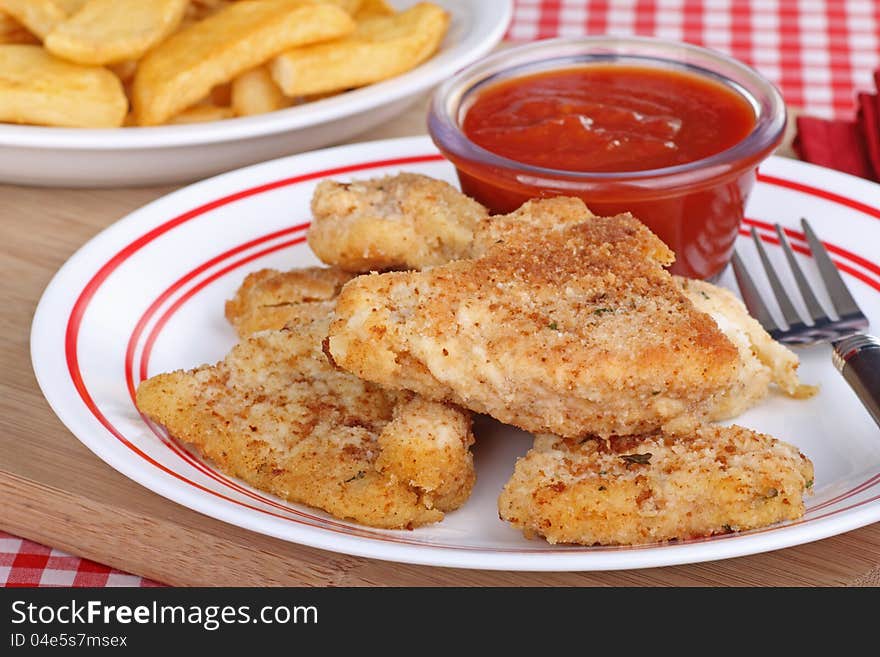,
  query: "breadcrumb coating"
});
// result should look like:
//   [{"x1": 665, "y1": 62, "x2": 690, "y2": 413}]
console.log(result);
[
  {"x1": 308, "y1": 173, "x2": 488, "y2": 272},
  {"x1": 676, "y1": 276, "x2": 817, "y2": 419},
  {"x1": 225, "y1": 266, "x2": 353, "y2": 336},
  {"x1": 327, "y1": 196, "x2": 746, "y2": 438},
  {"x1": 498, "y1": 426, "x2": 814, "y2": 545},
  {"x1": 136, "y1": 310, "x2": 475, "y2": 529}
]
